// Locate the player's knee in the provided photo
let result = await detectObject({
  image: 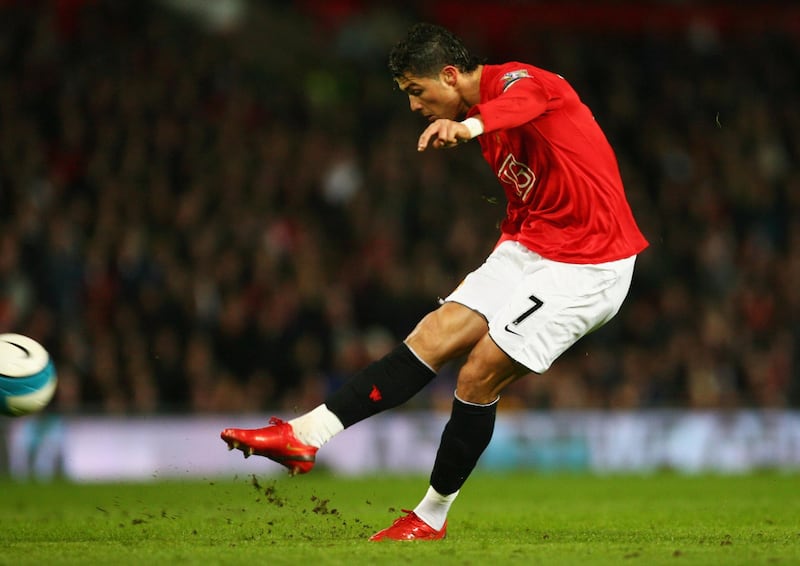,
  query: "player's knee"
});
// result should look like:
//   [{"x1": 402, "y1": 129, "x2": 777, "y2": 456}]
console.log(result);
[
  {"x1": 406, "y1": 303, "x2": 485, "y2": 366},
  {"x1": 456, "y1": 339, "x2": 519, "y2": 404},
  {"x1": 454, "y1": 349, "x2": 498, "y2": 401}
]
